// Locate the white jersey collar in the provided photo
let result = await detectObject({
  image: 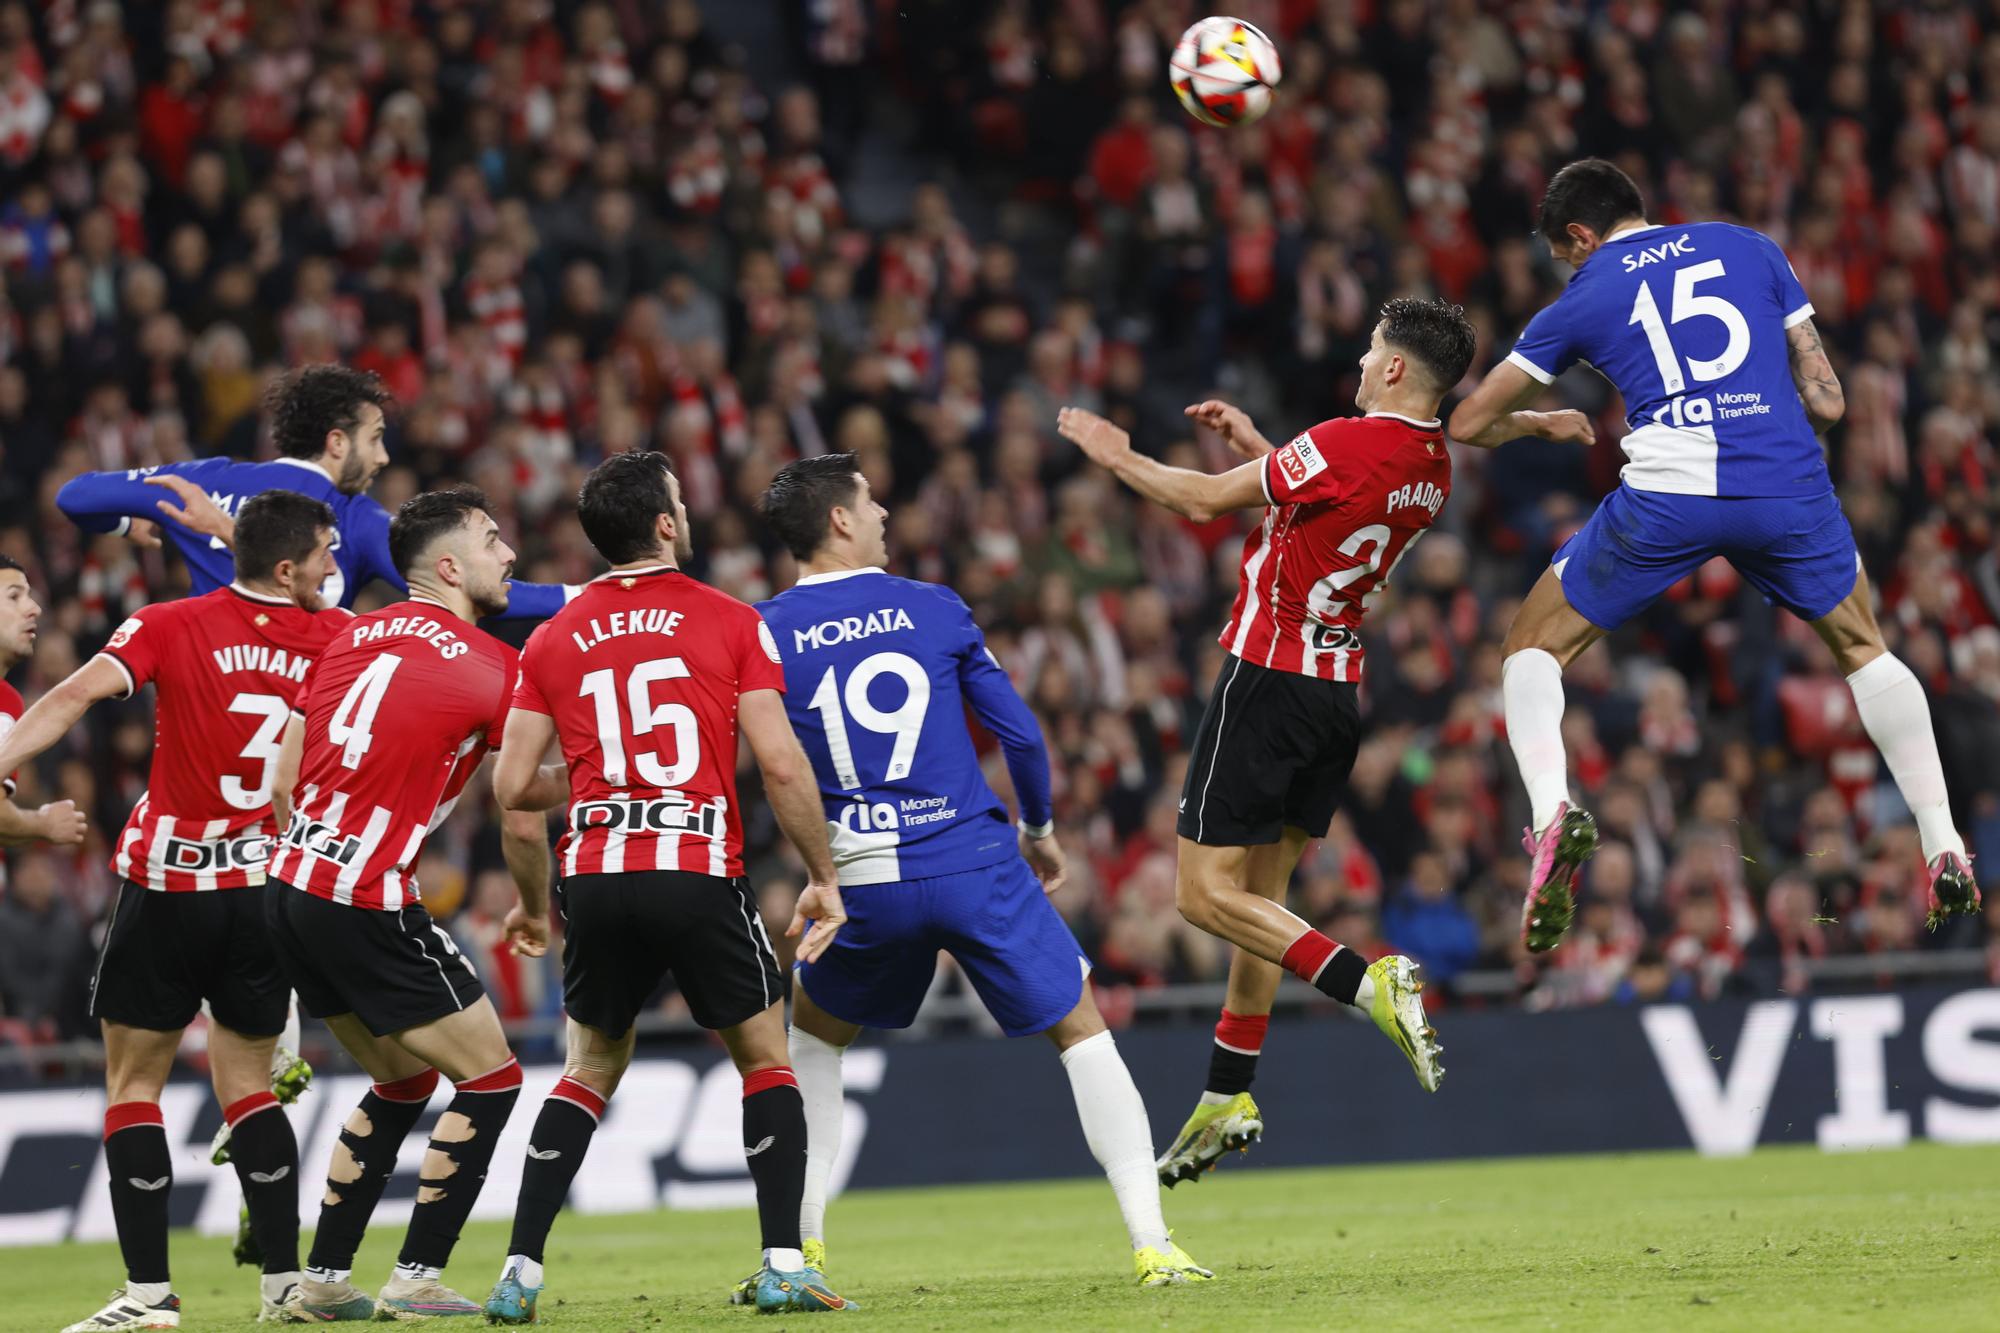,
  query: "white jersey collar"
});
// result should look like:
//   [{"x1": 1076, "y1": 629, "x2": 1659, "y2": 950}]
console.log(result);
[
  {"x1": 795, "y1": 566, "x2": 885, "y2": 587},
  {"x1": 1605, "y1": 221, "x2": 1661, "y2": 242},
  {"x1": 589, "y1": 564, "x2": 679, "y2": 583},
  {"x1": 271, "y1": 456, "x2": 337, "y2": 484},
  {"x1": 1366, "y1": 411, "x2": 1443, "y2": 430},
  {"x1": 229, "y1": 582, "x2": 292, "y2": 606}
]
